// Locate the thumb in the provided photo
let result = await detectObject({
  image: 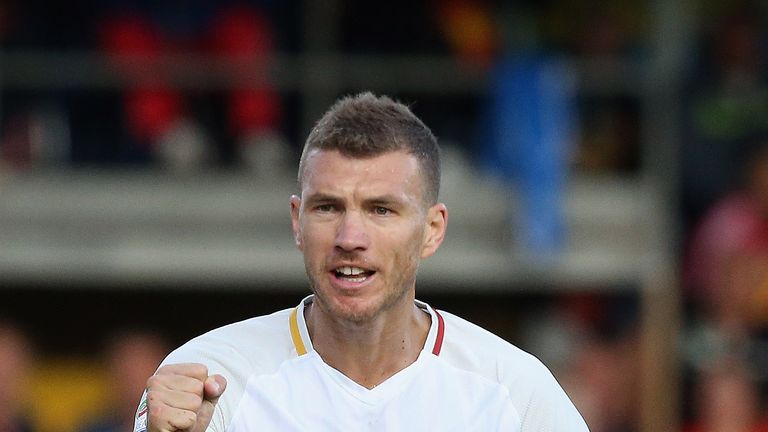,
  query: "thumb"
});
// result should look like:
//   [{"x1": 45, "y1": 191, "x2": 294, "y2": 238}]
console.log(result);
[
  {"x1": 192, "y1": 375, "x2": 227, "y2": 432},
  {"x1": 204, "y1": 374, "x2": 227, "y2": 402}
]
